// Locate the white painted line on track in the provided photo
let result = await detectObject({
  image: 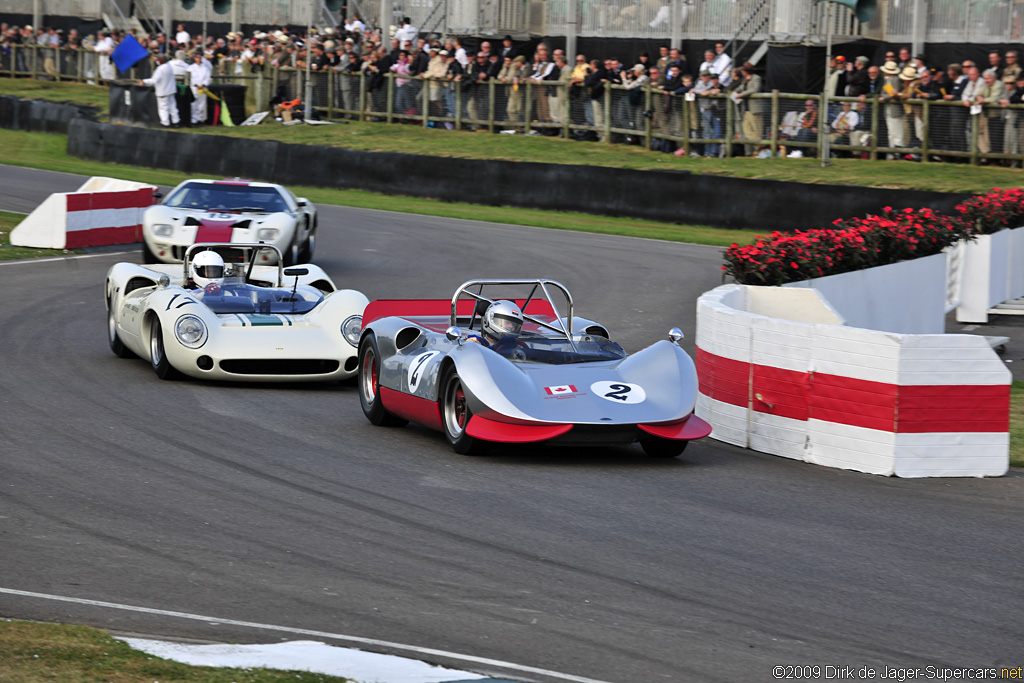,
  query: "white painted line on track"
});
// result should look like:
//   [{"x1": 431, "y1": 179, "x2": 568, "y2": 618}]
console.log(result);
[
  {"x1": 0, "y1": 250, "x2": 132, "y2": 266},
  {"x1": 0, "y1": 587, "x2": 615, "y2": 683}
]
